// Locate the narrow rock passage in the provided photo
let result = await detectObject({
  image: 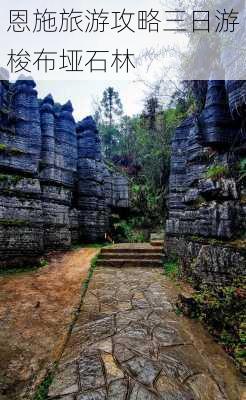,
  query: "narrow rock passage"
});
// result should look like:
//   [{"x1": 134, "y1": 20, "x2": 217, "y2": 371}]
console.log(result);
[{"x1": 48, "y1": 264, "x2": 245, "y2": 400}]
